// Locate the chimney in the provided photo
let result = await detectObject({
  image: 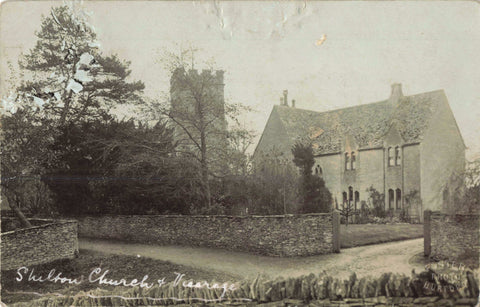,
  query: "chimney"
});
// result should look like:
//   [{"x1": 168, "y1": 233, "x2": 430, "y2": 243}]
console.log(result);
[
  {"x1": 283, "y1": 90, "x2": 288, "y2": 107},
  {"x1": 292, "y1": 99, "x2": 296, "y2": 108},
  {"x1": 389, "y1": 83, "x2": 403, "y2": 105}
]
